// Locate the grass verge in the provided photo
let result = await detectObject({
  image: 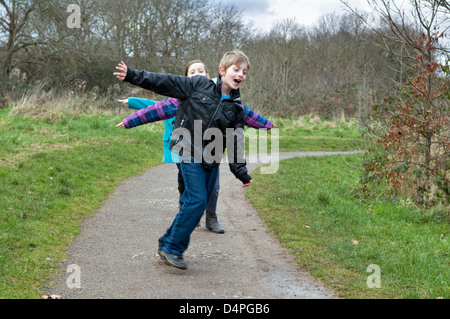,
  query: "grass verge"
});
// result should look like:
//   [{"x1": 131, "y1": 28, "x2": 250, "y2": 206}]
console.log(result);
[
  {"x1": 245, "y1": 115, "x2": 366, "y2": 154},
  {"x1": 246, "y1": 154, "x2": 449, "y2": 299},
  {"x1": 0, "y1": 108, "x2": 165, "y2": 298}
]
